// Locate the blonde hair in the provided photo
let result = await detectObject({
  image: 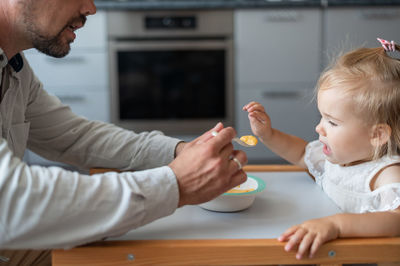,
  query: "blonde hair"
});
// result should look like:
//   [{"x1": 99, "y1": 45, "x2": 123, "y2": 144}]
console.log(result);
[{"x1": 317, "y1": 44, "x2": 400, "y2": 158}]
